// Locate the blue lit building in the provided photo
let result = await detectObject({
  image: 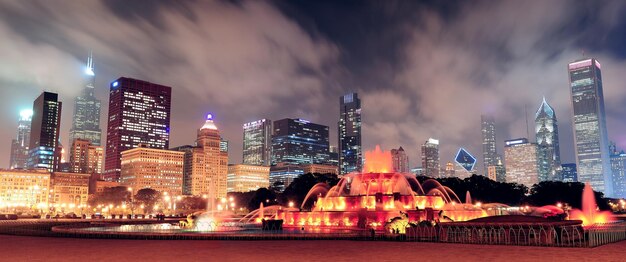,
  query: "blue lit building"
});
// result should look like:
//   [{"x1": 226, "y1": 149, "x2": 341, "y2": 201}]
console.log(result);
[
  {"x1": 561, "y1": 163, "x2": 577, "y2": 182},
  {"x1": 271, "y1": 118, "x2": 330, "y2": 165},
  {"x1": 28, "y1": 92, "x2": 62, "y2": 172},
  {"x1": 338, "y1": 93, "x2": 362, "y2": 174},
  {"x1": 269, "y1": 163, "x2": 304, "y2": 192},
  {"x1": 610, "y1": 149, "x2": 626, "y2": 198},
  {"x1": 535, "y1": 97, "x2": 561, "y2": 181}
]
